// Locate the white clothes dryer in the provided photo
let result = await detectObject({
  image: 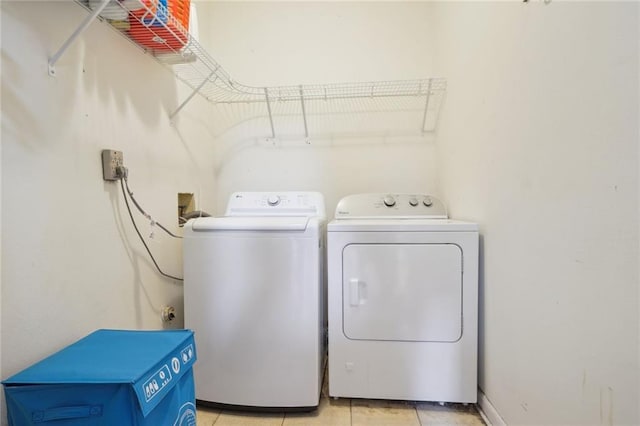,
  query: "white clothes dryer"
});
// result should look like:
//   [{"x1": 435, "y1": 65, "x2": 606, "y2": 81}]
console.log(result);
[
  {"x1": 327, "y1": 193, "x2": 478, "y2": 403},
  {"x1": 184, "y1": 192, "x2": 326, "y2": 411}
]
